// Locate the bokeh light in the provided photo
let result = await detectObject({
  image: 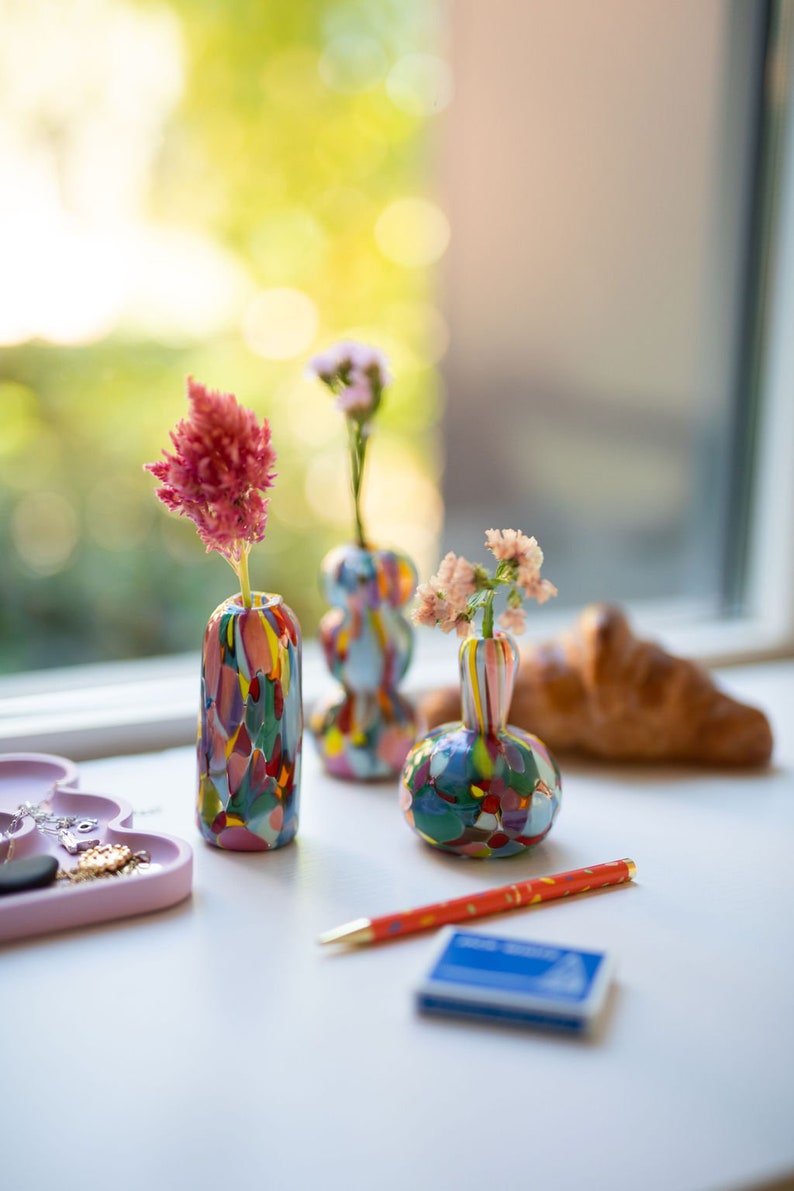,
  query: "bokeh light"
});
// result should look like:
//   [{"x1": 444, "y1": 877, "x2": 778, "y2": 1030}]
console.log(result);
[
  {"x1": 124, "y1": 229, "x2": 253, "y2": 343},
  {"x1": 0, "y1": 0, "x2": 184, "y2": 347},
  {"x1": 278, "y1": 379, "x2": 341, "y2": 449},
  {"x1": 362, "y1": 440, "x2": 444, "y2": 579},
  {"x1": 375, "y1": 197, "x2": 451, "y2": 267},
  {"x1": 85, "y1": 478, "x2": 155, "y2": 551},
  {"x1": 303, "y1": 453, "x2": 352, "y2": 536},
  {"x1": 11, "y1": 491, "x2": 79, "y2": 576},
  {"x1": 248, "y1": 209, "x2": 328, "y2": 283},
  {"x1": 0, "y1": 382, "x2": 41, "y2": 457},
  {"x1": 386, "y1": 53, "x2": 453, "y2": 116},
  {"x1": 242, "y1": 289, "x2": 320, "y2": 360},
  {"x1": 318, "y1": 33, "x2": 388, "y2": 94}
]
